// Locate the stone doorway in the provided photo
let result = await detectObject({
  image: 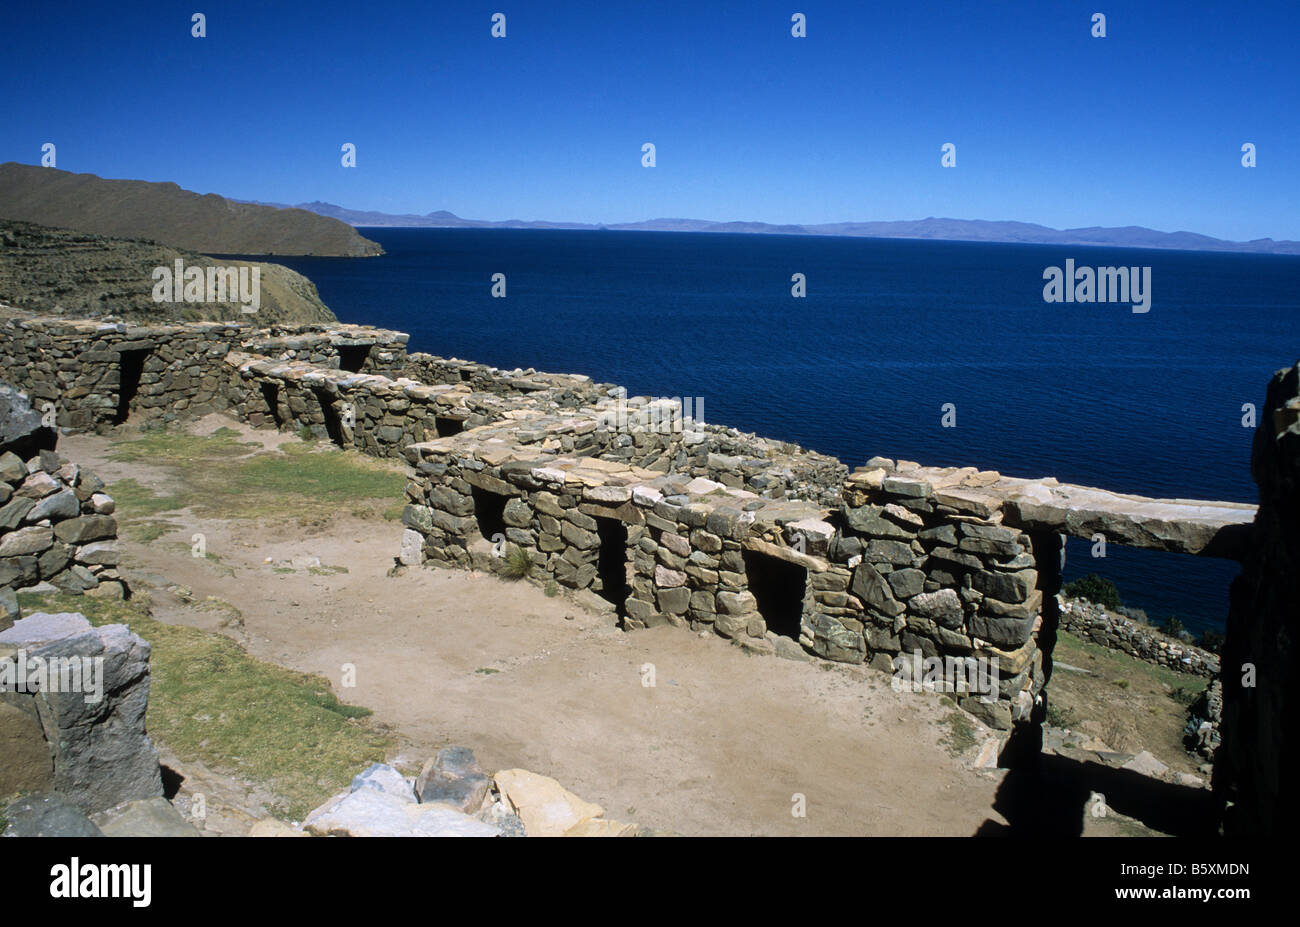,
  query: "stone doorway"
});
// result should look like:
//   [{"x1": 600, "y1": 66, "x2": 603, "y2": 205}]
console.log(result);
[
  {"x1": 470, "y1": 485, "x2": 508, "y2": 544},
  {"x1": 742, "y1": 548, "x2": 807, "y2": 640},
  {"x1": 113, "y1": 349, "x2": 149, "y2": 424},
  {"x1": 594, "y1": 517, "x2": 630, "y2": 617},
  {"x1": 337, "y1": 344, "x2": 370, "y2": 373}
]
